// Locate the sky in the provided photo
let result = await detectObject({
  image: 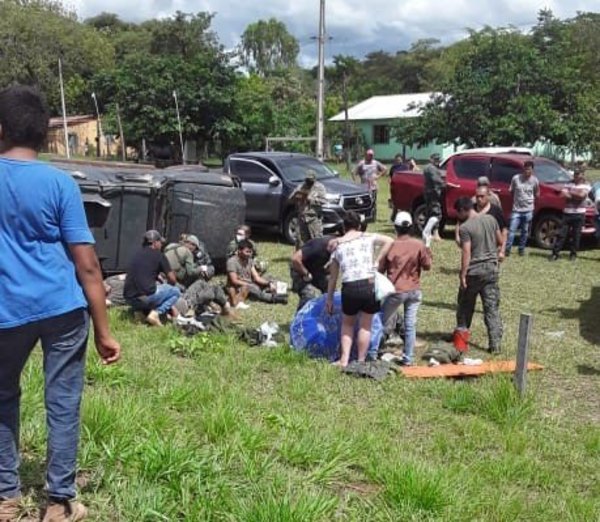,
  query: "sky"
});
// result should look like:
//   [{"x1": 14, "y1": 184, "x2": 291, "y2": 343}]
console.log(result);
[{"x1": 71, "y1": 0, "x2": 599, "y2": 65}]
